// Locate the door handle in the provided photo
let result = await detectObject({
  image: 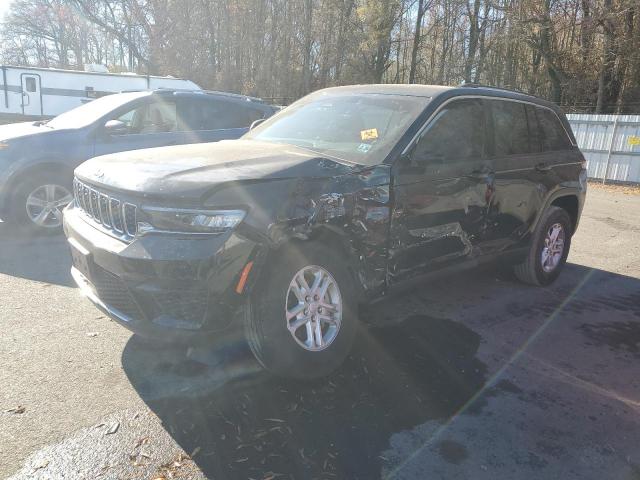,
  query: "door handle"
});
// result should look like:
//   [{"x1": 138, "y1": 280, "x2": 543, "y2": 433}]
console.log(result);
[{"x1": 535, "y1": 162, "x2": 552, "y2": 172}]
